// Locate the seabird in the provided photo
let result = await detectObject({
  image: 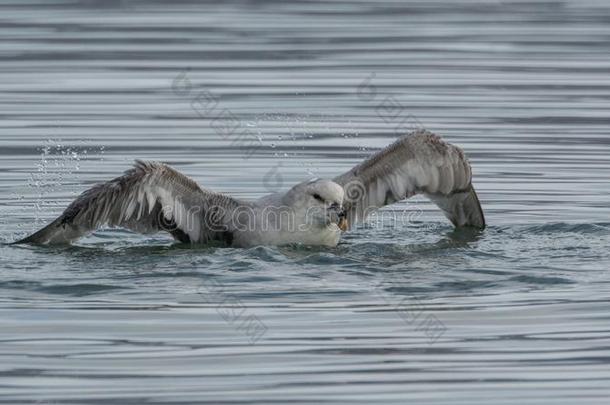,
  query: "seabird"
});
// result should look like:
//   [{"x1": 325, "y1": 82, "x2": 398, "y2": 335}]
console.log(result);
[{"x1": 14, "y1": 130, "x2": 485, "y2": 247}]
